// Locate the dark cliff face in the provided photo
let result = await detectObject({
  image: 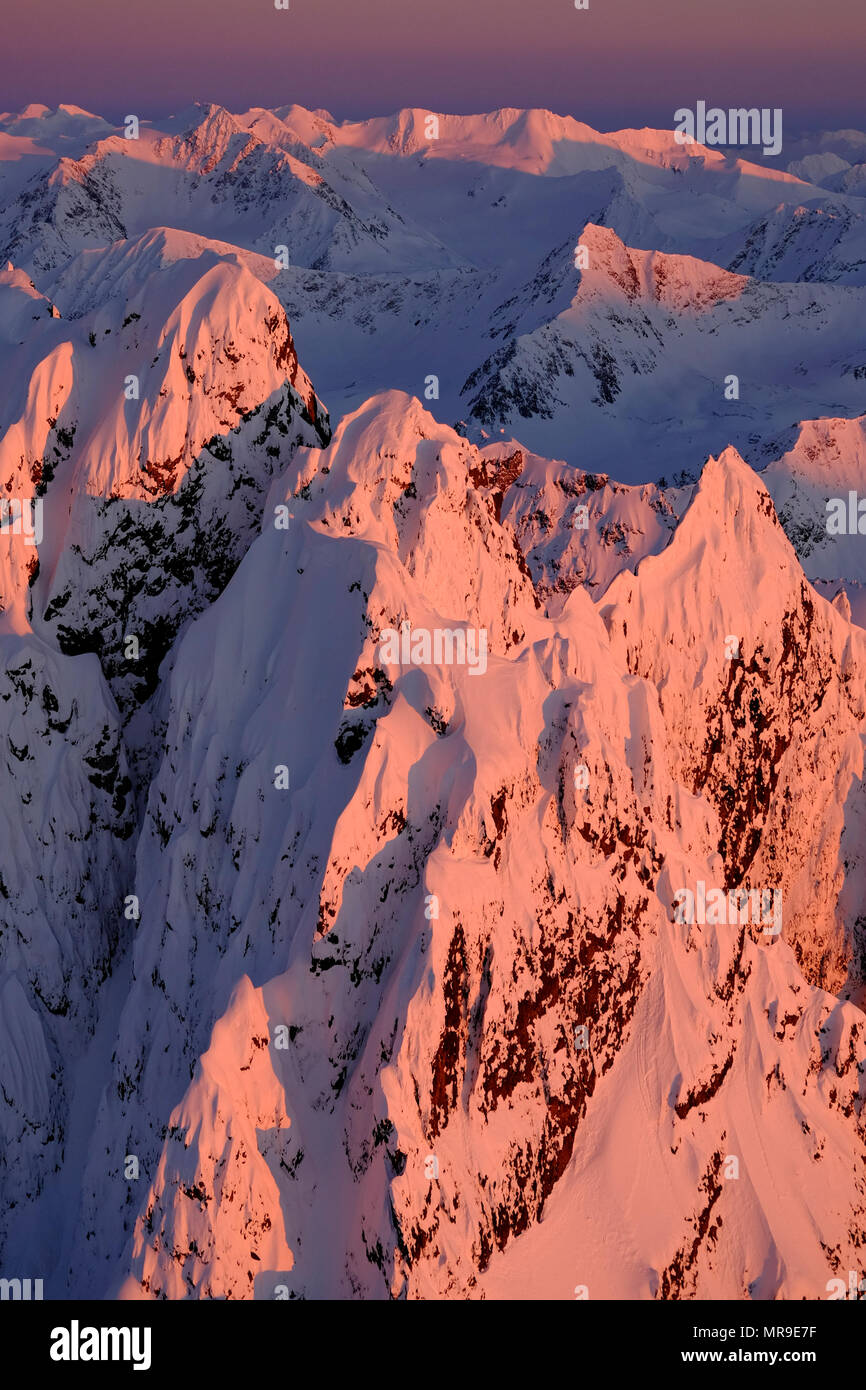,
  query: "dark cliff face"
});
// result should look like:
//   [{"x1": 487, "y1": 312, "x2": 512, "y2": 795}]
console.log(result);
[
  {"x1": 601, "y1": 456, "x2": 866, "y2": 1000},
  {"x1": 41, "y1": 380, "x2": 327, "y2": 721},
  {"x1": 24, "y1": 275, "x2": 330, "y2": 723}
]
